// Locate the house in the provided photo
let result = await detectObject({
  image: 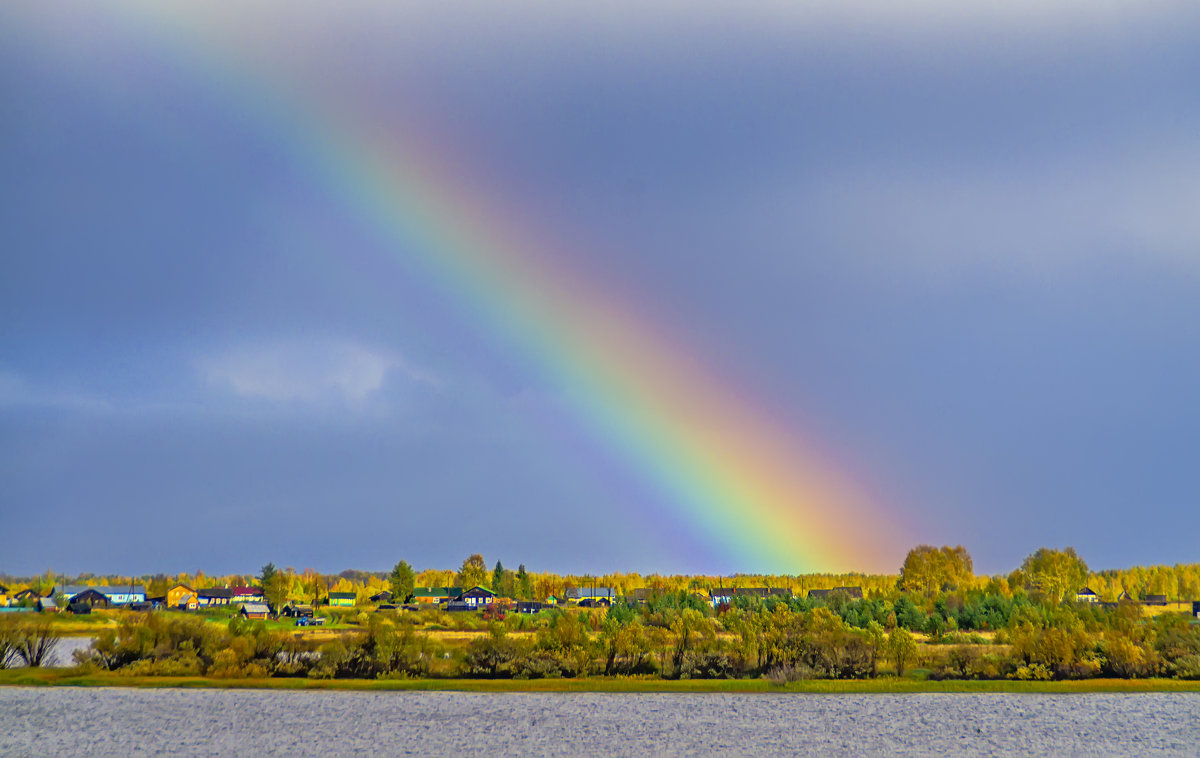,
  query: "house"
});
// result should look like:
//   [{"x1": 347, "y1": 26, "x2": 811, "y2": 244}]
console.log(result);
[
  {"x1": 240, "y1": 602, "x2": 270, "y2": 620},
  {"x1": 1076, "y1": 587, "x2": 1100, "y2": 603},
  {"x1": 58, "y1": 585, "x2": 147, "y2": 606},
  {"x1": 70, "y1": 588, "x2": 111, "y2": 608},
  {"x1": 516, "y1": 601, "x2": 547, "y2": 614},
  {"x1": 411, "y1": 587, "x2": 462, "y2": 604},
  {"x1": 166, "y1": 584, "x2": 199, "y2": 610},
  {"x1": 0, "y1": 584, "x2": 8, "y2": 606},
  {"x1": 565, "y1": 587, "x2": 617, "y2": 605},
  {"x1": 459, "y1": 586, "x2": 496, "y2": 609},
  {"x1": 197, "y1": 588, "x2": 233, "y2": 607},
  {"x1": 807, "y1": 587, "x2": 864, "y2": 601},
  {"x1": 329, "y1": 592, "x2": 357, "y2": 607},
  {"x1": 12, "y1": 589, "x2": 40, "y2": 604},
  {"x1": 282, "y1": 603, "x2": 314, "y2": 618},
  {"x1": 709, "y1": 588, "x2": 792, "y2": 606},
  {"x1": 230, "y1": 587, "x2": 265, "y2": 604},
  {"x1": 37, "y1": 596, "x2": 59, "y2": 613},
  {"x1": 369, "y1": 590, "x2": 394, "y2": 604},
  {"x1": 545, "y1": 595, "x2": 561, "y2": 606}
]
